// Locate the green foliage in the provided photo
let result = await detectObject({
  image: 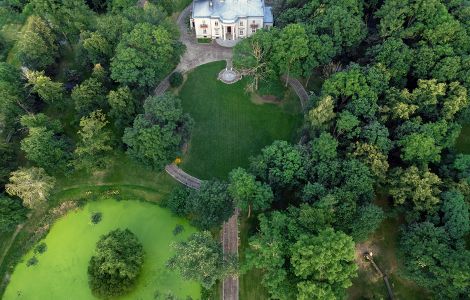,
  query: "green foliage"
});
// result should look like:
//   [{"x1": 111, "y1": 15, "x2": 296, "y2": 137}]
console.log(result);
[
  {"x1": 164, "y1": 185, "x2": 190, "y2": 216},
  {"x1": 107, "y1": 86, "x2": 136, "y2": 130},
  {"x1": 0, "y1": 141, "x2": 17, "y2": 186},
  {"x1": 250, "y1": 140, "x2": 306, "y2": 190},
  {"x1": 228, "y1": 167, "x2": 273, "y2": 217},
  {"x1": 169, "y1": 71, "x2": 183, "y2": 88},
  {"x1": 5, "y1": 167, "x2": 55, "y2": 209},
  {"x1": 26, "y1": 0, "x2": 92, "y2": 41},
  {"x1": 91, "y1": 212, "x2": 102, "y2": 224},
  {"x1": 73, "y1": 110, "x2": 113, "y2": 172},
  {"x1": 0, "y1": 195, "x2": 27, "y2": 232},
  {"x1": 21, "y1": 126, "x2": 70, "y2": 174},
  {"x1": 17, "y1": 15, "x2": 57, "y2": 70},
  {"x1": 291, "y1": 229, "x2": 357, "y2": 299},
  {"x1": 389, "y1": 166, "x2": 442, "y2": 212},
  {"x1": 71, "y1": 77, "x2": 107, "y2": 117},
  {"x1": 349, "y1": 204, "x2": 385, "y2": 242},
  {"x1": 441, "y1": 190, "x2": 469, "y2": 240},
  {"x1": 399, "y1": 222, "x2": 470, "y2": 299},
  {"x1": 123, "y1": 94, "x2": 193, "y2": 170},
  {"x1": 273, "y1": 24, "x2": 309, "y2": 81},
  {"x1": 88, "y1": 228, "x2": 144, "y2": 297},
  {"x1": 186, "y1": 181, "x2": 233, "y2": 230},
  {"x1": 167, "y1": 231, "x2": 236, "y2": 289},
  {"x1": 24, "y1": 70, "x2": 64, "y2": 104},
  {"x1": 34, "y1": 242, "x2": 47, "y2": 254},
  {"x1": 111, "y1": 23, "x2": 183, "y2": 91},
  {"x1": 26, "y1": 256, "x2": 38, "y2": 267},
  {"x1": 172, "y1": 224, "x2": 184, "y2": 236}
]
